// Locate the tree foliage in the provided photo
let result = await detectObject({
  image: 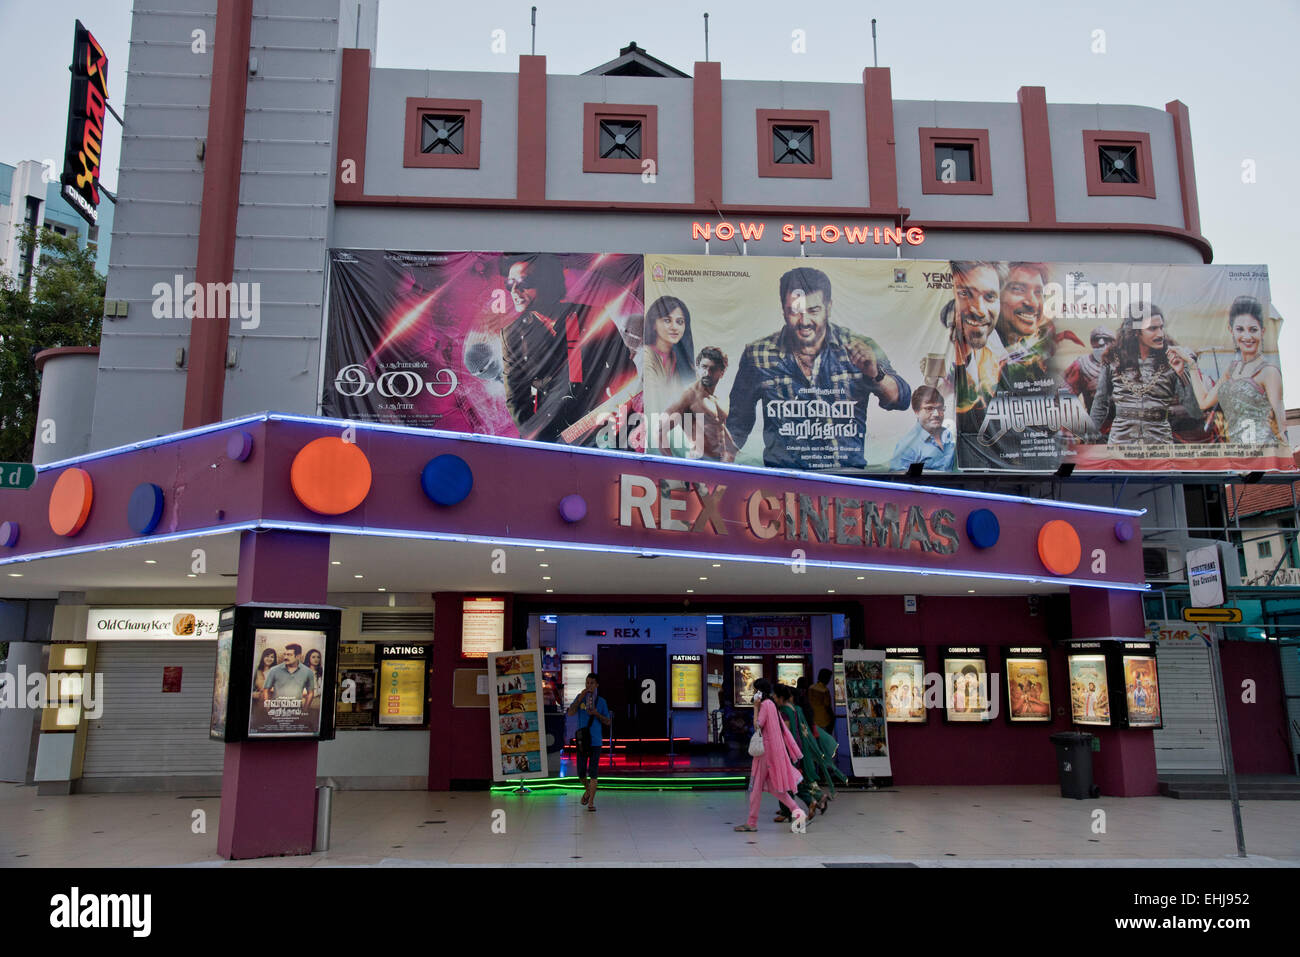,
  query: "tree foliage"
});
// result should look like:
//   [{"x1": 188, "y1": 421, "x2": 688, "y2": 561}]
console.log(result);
[{"x1": 0, "y1": 227, "x2": 104, "y2": 461}]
